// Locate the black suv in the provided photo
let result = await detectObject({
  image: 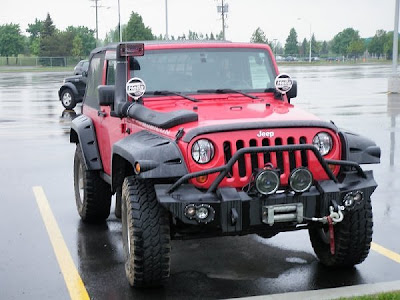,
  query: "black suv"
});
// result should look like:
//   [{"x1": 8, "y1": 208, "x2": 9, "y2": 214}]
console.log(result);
[{"x1": 58, "y1": 73, "x2": 87, "y2": 109}]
